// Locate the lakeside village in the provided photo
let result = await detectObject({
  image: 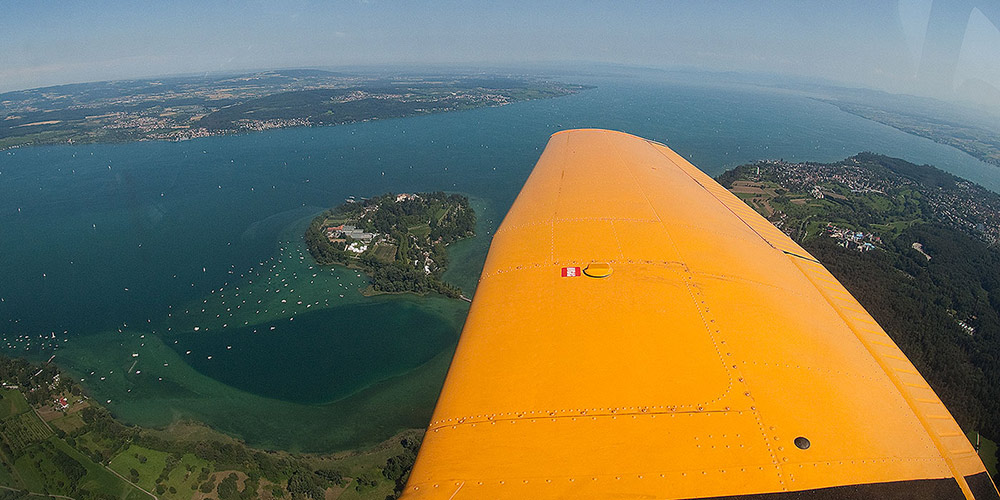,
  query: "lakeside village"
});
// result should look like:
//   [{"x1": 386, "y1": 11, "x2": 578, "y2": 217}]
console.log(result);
[
  {"x1": 721, "y1": 154, "x2": 1000, "y2": 341},
  {"x1": 723, "y1": 153, "x2": 1000, "y2": 258},
  {"x1": 1, "y1": 360, "x2": 87, "y2": 415},
  {"x1": 305, "y1": 191, "x2": 476, "y2": 298},
  {"x1": 757, "y1": 154, "x2": 1000, "y2": 246}
]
